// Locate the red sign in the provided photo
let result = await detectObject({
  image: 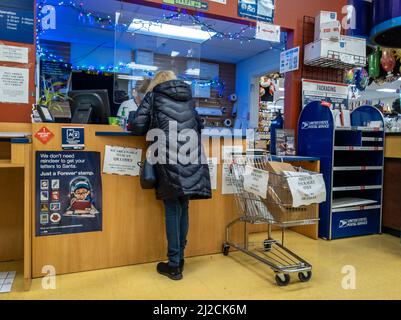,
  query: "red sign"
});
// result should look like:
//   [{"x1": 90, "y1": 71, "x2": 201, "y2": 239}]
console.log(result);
[{"x1": 34, "y1": 127, "x2": 54, "y2": 144}]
